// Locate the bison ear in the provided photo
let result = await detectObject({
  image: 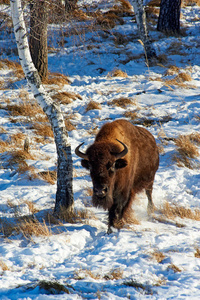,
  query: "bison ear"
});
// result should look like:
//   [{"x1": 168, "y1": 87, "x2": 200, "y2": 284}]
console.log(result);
[
  {"x1": 115, "y1": 158, "x2": 127, "y2": 169},
  {"x1": 81, "y1": 159, "x2": 90, "y2": 169}
]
